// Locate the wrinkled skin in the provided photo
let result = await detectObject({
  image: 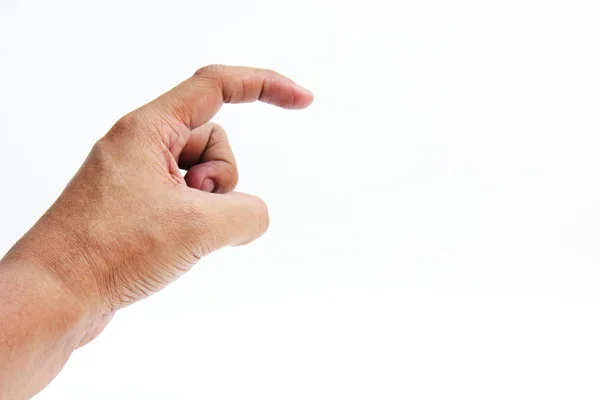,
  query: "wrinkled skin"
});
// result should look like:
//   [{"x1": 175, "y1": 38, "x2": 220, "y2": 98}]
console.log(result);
[{"x1": 0, "y1": 65, "x2": 313, "y2": 399}]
